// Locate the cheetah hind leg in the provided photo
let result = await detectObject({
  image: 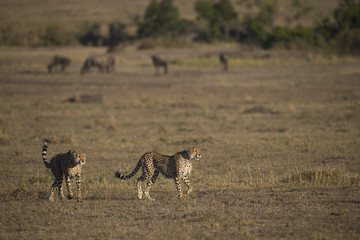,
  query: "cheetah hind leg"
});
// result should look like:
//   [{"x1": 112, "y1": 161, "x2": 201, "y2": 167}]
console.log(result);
[
  {"x1": 136, "y1": 177, "x2": 143, "y2": 200},
  {"x1": 48, "y1": 184, "x2": 56, "y2": 201},
  {"x1": 49, "y1": 177, "x2": 64, "y2": 201},
  {"x1": 144, "y1": 180, "x2": 155, "y2": 201},
  {"x1": 144, "y1": 171, "x2": 158, "y2": 201},
  {"x1": 57, "y1": 177, "x2": 65, "y2": 201}
]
